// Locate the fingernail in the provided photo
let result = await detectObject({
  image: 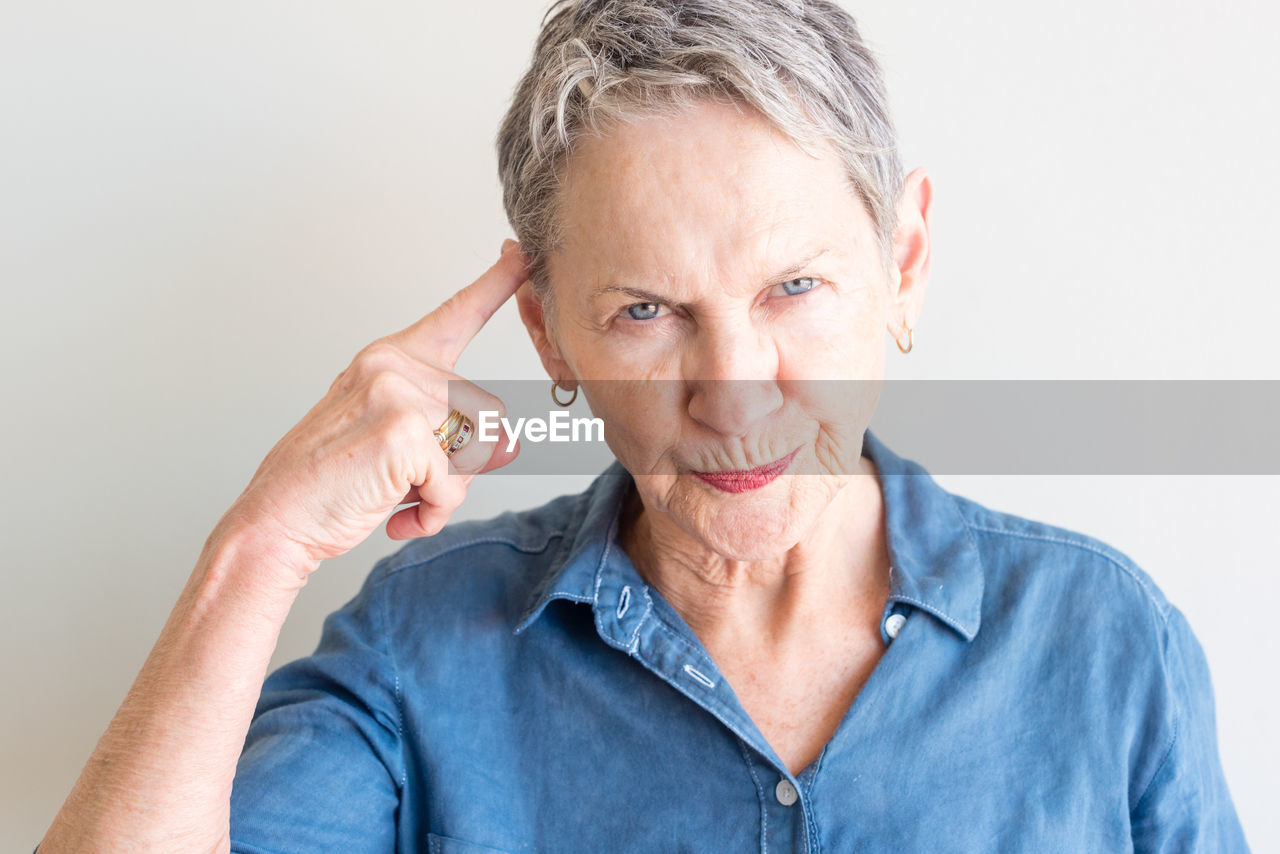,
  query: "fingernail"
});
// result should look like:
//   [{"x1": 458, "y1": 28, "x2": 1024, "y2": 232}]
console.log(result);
[{"x1": 501, "y1": 238, "x2": 518, "y2": 255}]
